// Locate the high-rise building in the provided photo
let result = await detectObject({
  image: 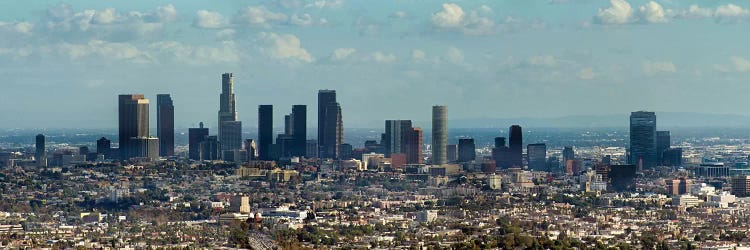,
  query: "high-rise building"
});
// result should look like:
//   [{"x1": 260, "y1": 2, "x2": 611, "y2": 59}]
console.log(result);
[
  {"x1": 35, "y1": 134, "x2": 46, "y2": 167},
  {"x1": 219, "y1": 121, "x2": 242, "y2": 152},
  {"x1": 629, "y1": 111, "x2": 657, "y2": 170},
  {"x1": 446, "y1": 144, "x2": 458, "y2": 163},
  {"x1": 666, "y1": 178, "x2": 692, "y2": 196},
  {"x1": 292, "y1": 105, "x2": 307, "y2": 157},
  {"x1": 188, "y1": 122, "x2": 209, "y2": 161},
  {"x1": 656, "y1": 131, "x2": 670, "y2": 166},
  {"x1": 457, "y1": 138, "x2": 476, "y2": 163},
  {"x1": 404, "y1": 127, "x2": 423, "y2": 164},
  {"x1": 508, "y1": 125, "x2": 523, "y2": 168},
  {"x1": 132, "y1": 137, "x2": 159, "y2": 161},
  {"x1": 732, "y1": 175, "x2": 750, "y2": 197},
  {"x1": 663, "y1": 148, "x2": 683, "y2": 166},
  {"x1": 384, "y1": 120, "x2": 413, "y2": 157},
  {"x1": 432, "y1": 106, "x2": 447, "y2": 165},
  {"x1": 200, "y1": 135, "x2": 220, "y2": 161},
  {"x1": 562, "y1": 146, "x2": 575, "y2": 164},
  {"x1": 492, "y1": 137, "x2": 512, "y2": 169},
  {"x1": 609, "y1": 164, "x2": 637, "y2": 192},
  {"x1": 118, "y1": 94, "x2": 149, "y2": 160},
  {"x1": 157, "y1": 94, "x2": 175, "y2": 157},
  {"x1": 527, "y1": 143, "x2": 547, "y2": 171},
  {"x1": 217, "y1": 73, "x2": 242, "y2": 158},
  {"x1": 494, "y1": 137, "x2": 506, "y2": 149},
  {"x1": 97, "y1": 137, "x2": 111, "y2": 159},
  {"x1": 258, "y1": 105, "x2": 273, "y2": 160},
  {"x1": 306, "y1": 140, "x2": 318, "y2": 159},
  {"x1": 318, "y1": 90, "x2": 342, "y2": 159},
  {"x1": 284, "y1": 115, "x2": 293, "y2": 136},
  {"x1": 245, "y1": 139, "x2": 257, "y2": 161}
]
